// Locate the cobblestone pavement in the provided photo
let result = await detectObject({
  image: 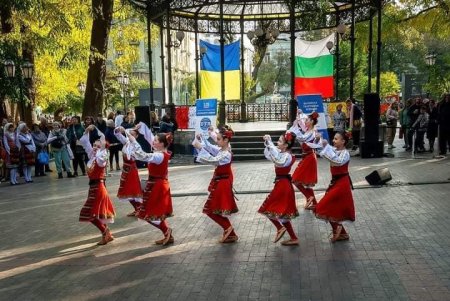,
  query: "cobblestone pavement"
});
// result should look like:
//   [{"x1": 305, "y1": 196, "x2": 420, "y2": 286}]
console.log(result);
[{"x1": 0, "y1": 154, "x2": 449, "y2": 301}]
